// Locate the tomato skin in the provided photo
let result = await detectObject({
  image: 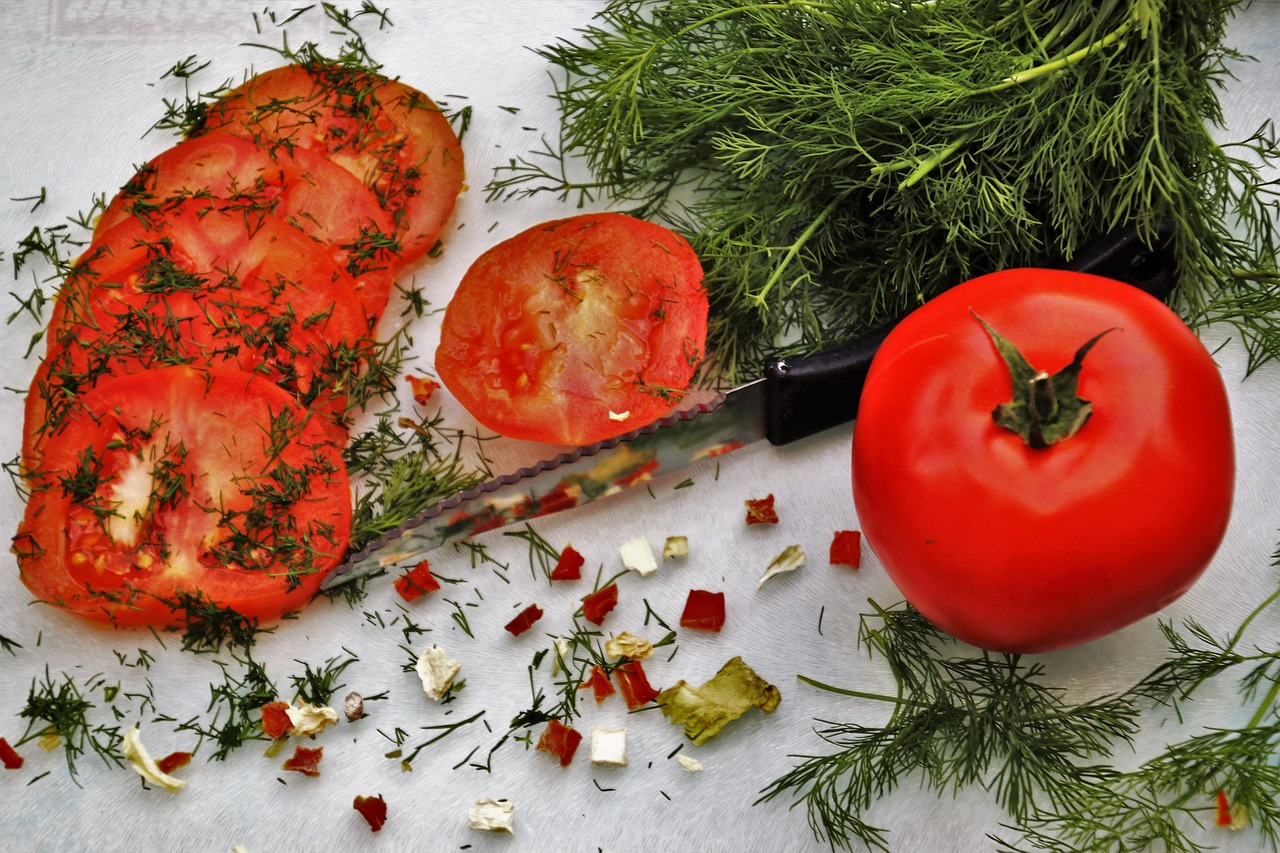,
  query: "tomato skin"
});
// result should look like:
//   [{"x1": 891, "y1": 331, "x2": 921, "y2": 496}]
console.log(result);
[
  {"x1": 851, "y1": 269, "x2": 1234, "y2": 653},
  {"x1": 436, "y1": 213, "x2": 708, "y2": 445}
]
